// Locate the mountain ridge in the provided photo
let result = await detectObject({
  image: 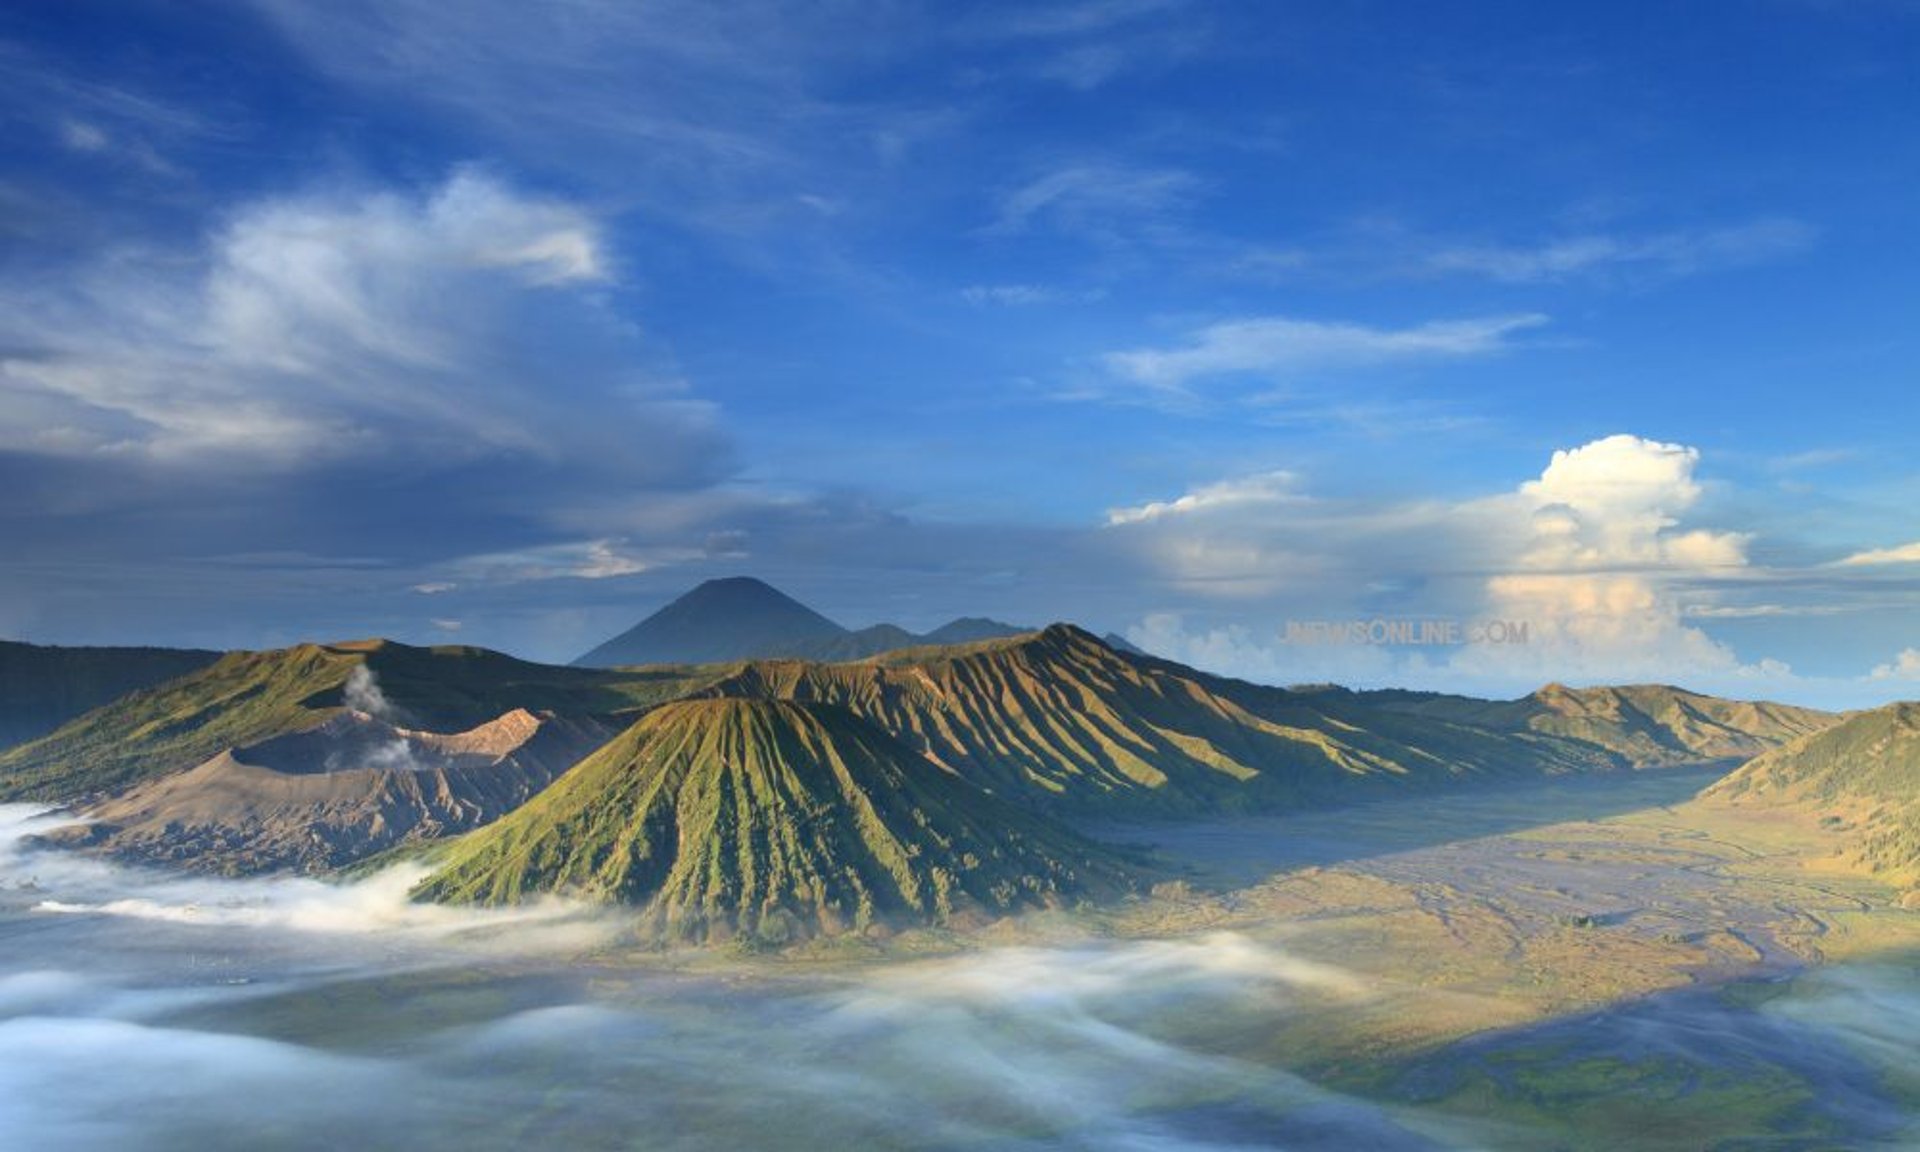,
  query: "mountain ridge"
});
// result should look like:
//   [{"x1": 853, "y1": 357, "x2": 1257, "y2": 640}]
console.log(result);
[
  {"x1": 690, "y1": 624, "x2": 1704, "y2": 818},
  {"x1": 0, "y1": 639, "x2": 717, "y2": 802},
  {"x1": 1700, "y1": 700, "x2": 1920, "y2": 885},
  {"x1": 1295, "y1": 681, "x2": 1833, "y2": 769},
  {"x1": 0, "y1": 640, "x2": 223, "y2": 753}
]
